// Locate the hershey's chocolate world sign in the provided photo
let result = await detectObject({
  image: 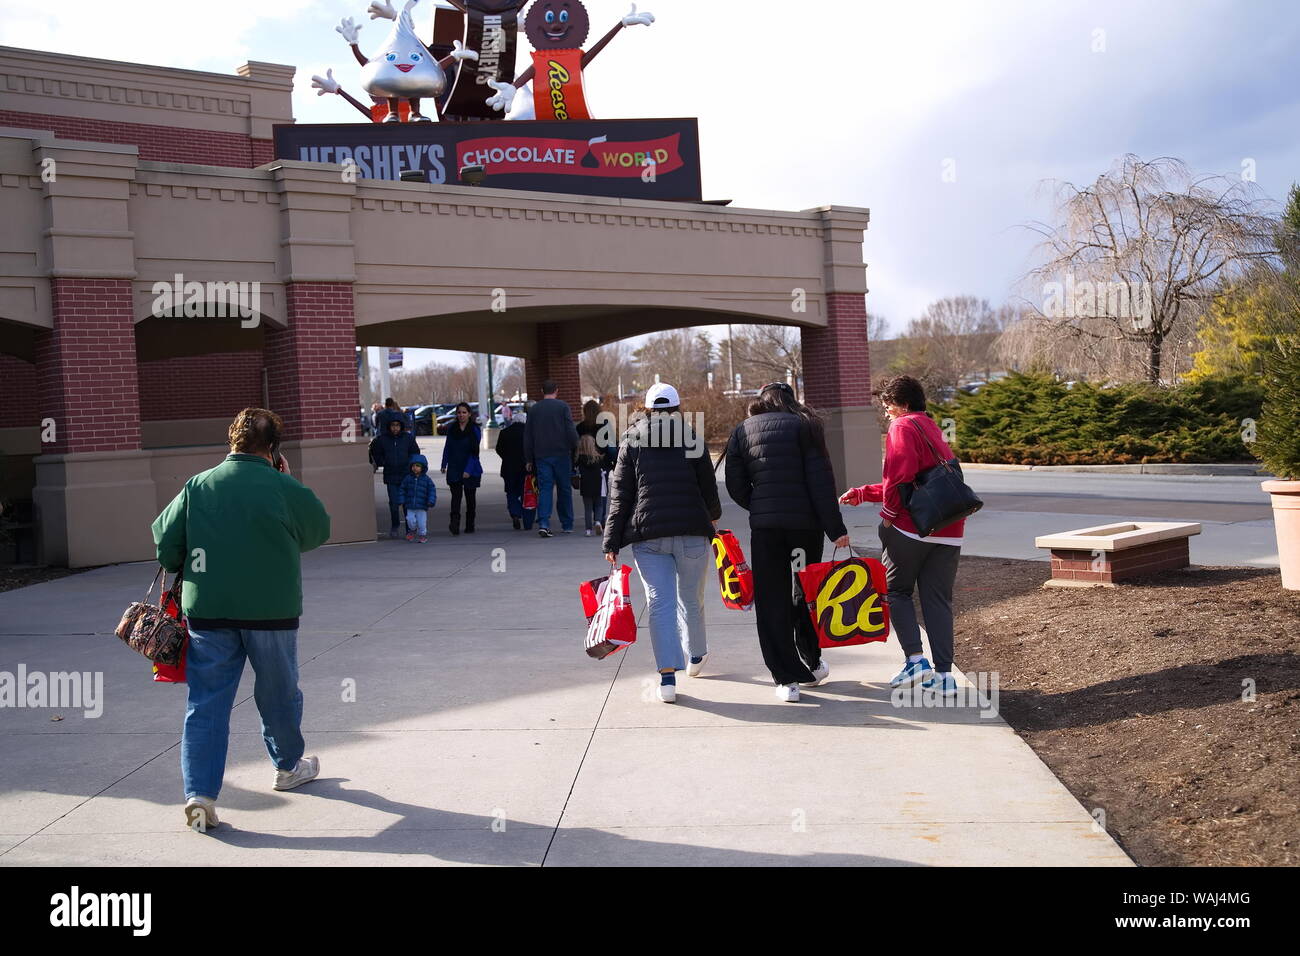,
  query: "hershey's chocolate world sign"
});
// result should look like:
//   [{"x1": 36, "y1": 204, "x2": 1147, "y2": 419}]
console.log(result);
[{"x1": 274, "y1": 118, "x2": 702, "y2": 202}]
